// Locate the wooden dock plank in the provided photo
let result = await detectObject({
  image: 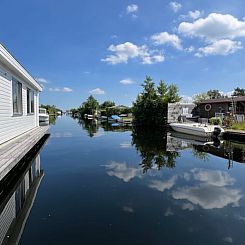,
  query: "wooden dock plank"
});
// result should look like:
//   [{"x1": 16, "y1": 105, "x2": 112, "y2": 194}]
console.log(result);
[{"x1": 0, "y1": 126, "x2": 49, "y2": 181}]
